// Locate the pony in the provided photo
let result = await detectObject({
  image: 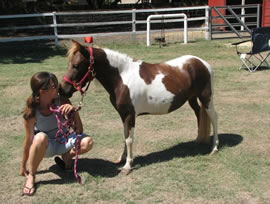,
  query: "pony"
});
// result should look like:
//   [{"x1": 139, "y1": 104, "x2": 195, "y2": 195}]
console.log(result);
[{"x1": 59, "y1": 40, "x2": 218, "y2": 174}]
